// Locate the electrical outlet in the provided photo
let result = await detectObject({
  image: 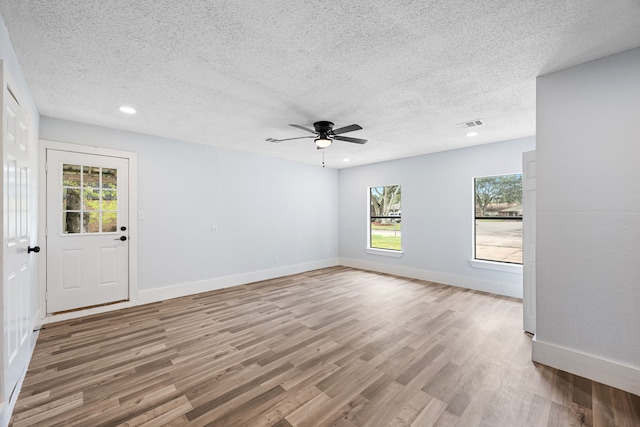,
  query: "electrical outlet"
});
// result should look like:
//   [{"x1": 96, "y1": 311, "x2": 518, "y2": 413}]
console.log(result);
[{"x1": 211, "y1": 226, "x2": 218, "y2": 234}]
